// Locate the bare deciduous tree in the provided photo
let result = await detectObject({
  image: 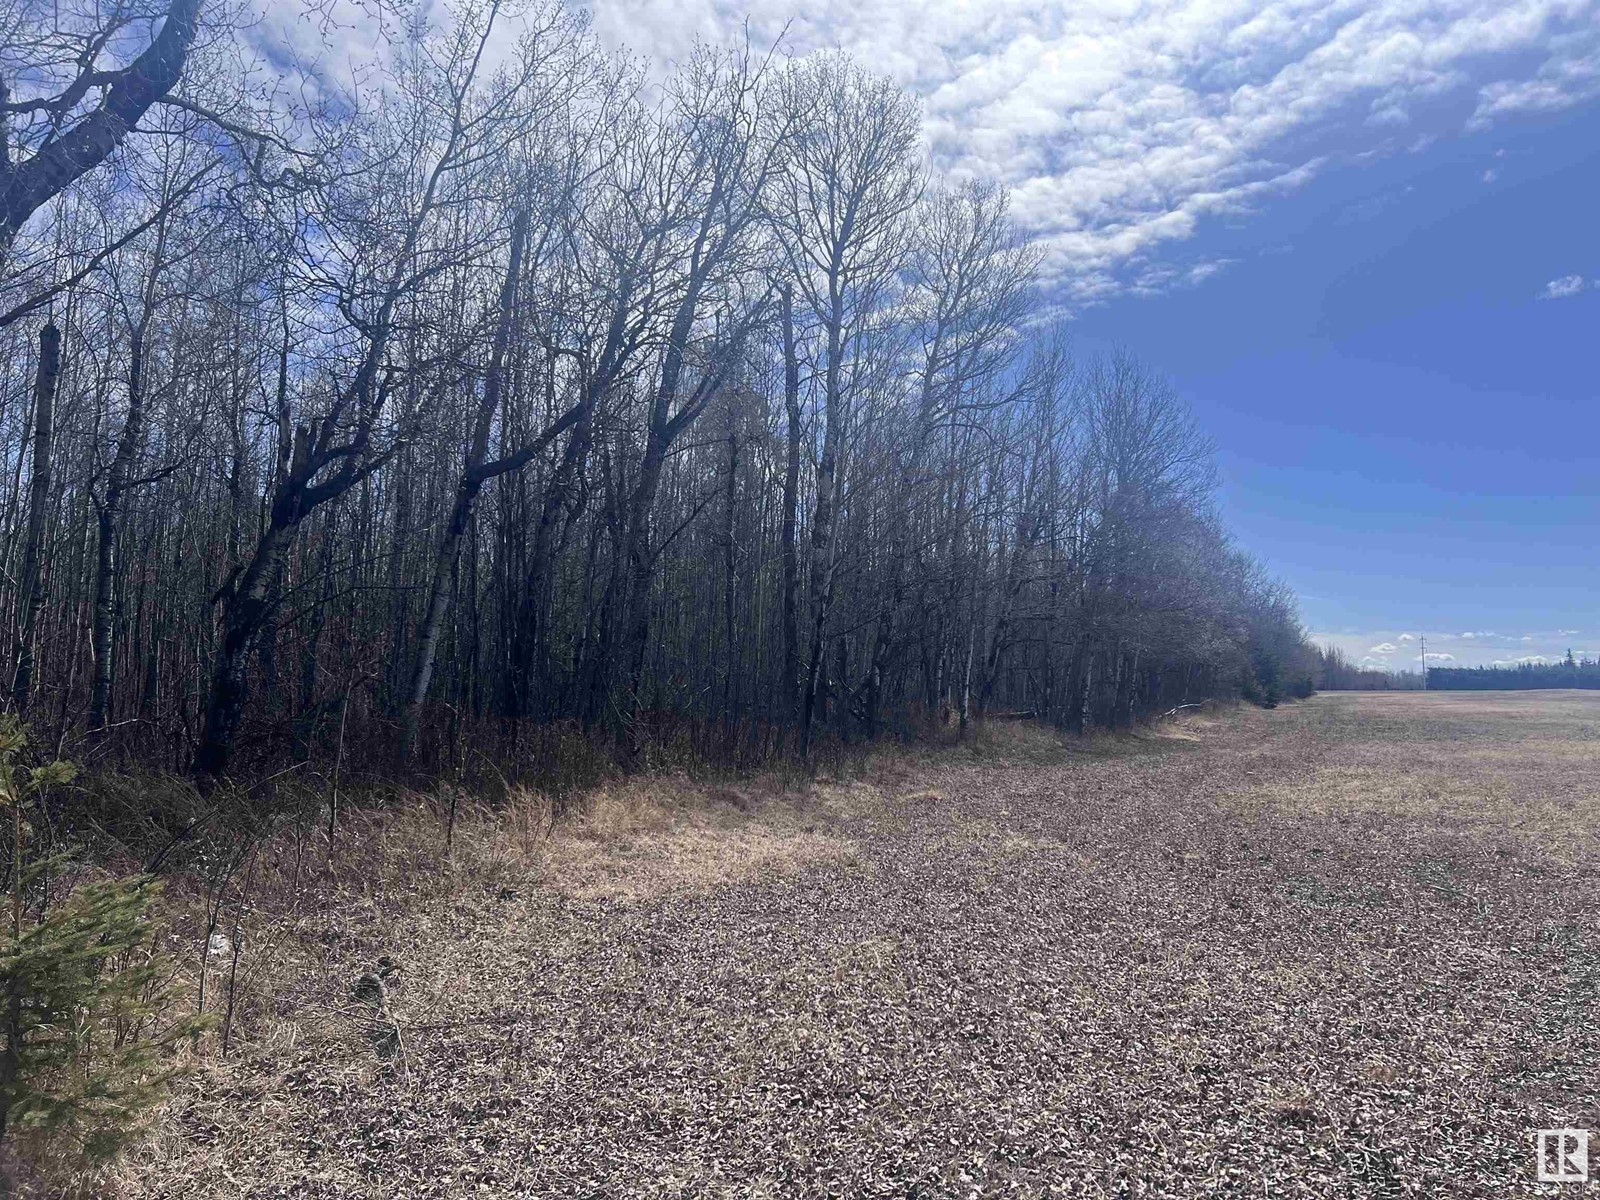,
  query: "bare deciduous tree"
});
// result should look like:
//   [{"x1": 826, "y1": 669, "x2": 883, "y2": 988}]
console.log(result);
[{"x1": 0, "y1": 9, "x2": 1313, "y2": 790}]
